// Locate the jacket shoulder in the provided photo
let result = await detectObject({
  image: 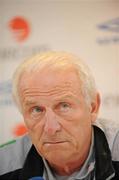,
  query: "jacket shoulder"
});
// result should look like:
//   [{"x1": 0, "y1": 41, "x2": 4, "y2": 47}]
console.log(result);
[
  {"x1": 94, "y1": 118, "x2": 119, "y2": 151},
  {"x1": 112, "y1": 130, "x2": 119, "y2": 161},
  {"x1": 0, "y1": 134, "x2": 32, "y2": 175}
]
